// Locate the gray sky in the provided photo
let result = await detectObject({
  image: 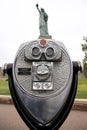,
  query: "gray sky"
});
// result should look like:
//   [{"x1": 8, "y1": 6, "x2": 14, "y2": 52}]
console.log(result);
[{"x1": 0, "y1": 0, "x2": 87, "y2": 66}]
